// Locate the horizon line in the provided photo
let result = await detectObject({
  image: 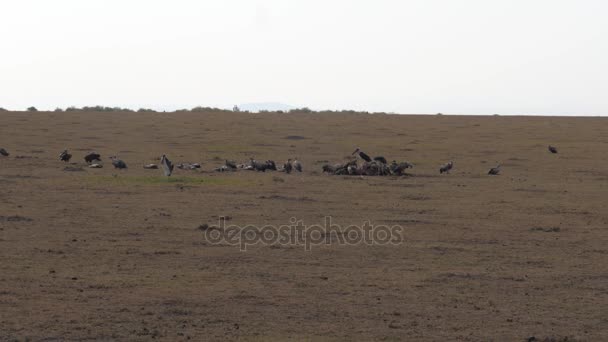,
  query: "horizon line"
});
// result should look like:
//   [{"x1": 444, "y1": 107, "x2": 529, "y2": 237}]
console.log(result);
[{"x1": 1, "y1": 106, "x2": 606, "y2": 117}]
